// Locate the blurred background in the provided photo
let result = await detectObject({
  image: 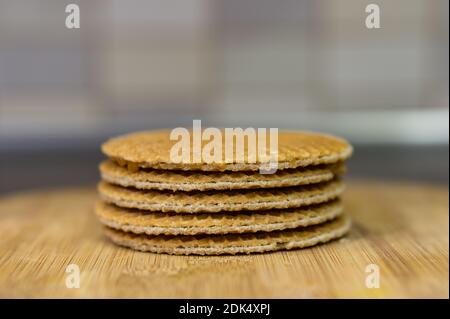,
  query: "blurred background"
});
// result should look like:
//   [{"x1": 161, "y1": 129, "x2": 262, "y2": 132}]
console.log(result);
[{"x1": 0, "y1": 0, "x2": 448, "y2": 193}]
